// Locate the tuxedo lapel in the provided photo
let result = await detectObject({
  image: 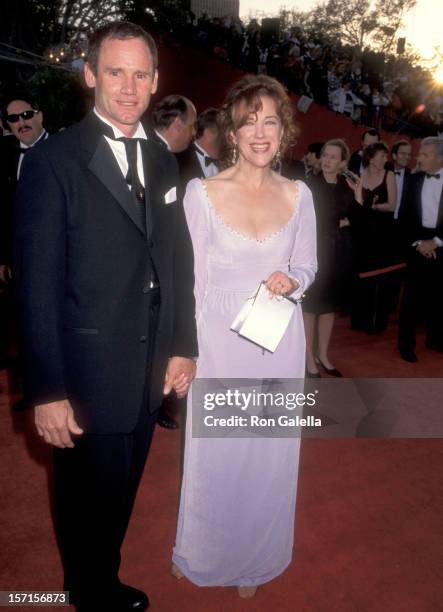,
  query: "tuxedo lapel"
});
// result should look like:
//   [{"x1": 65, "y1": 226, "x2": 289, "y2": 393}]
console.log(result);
[
  {"x1": 80, "y1": 113, "x2": 146, "y2": 236},
  {"x1": 88, "y1": 138, "x2": 146, "y2": 236}
]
